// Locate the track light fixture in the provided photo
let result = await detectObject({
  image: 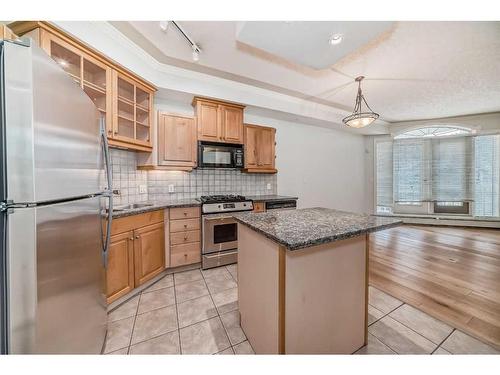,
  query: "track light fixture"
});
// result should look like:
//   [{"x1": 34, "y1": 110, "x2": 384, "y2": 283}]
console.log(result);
[{"x1": 160, "y1": 21, "x2": 202, "y2": 62}]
